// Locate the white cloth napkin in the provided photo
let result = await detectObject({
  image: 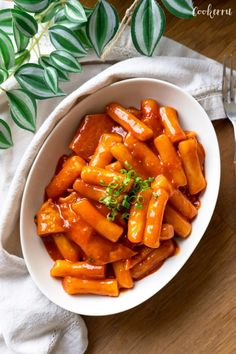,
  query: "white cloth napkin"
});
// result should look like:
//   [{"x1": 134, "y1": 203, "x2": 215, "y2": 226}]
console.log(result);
[{"x1": 0, "y1": 15, "x2": 225, "y2": 354}]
